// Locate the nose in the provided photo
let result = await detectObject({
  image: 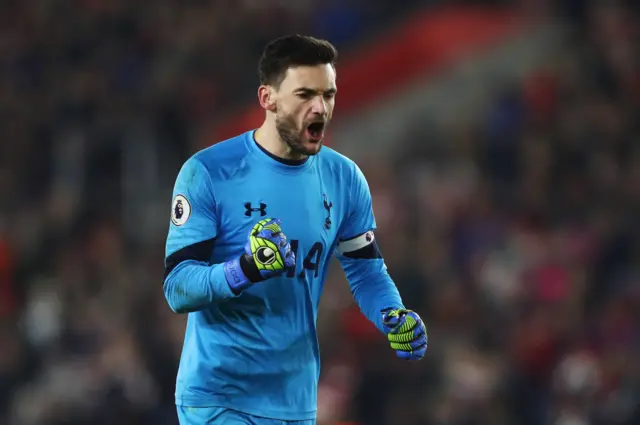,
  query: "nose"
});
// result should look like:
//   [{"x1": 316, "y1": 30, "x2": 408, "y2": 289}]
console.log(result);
[{"x1": 310, "y1": 95, "x2": 327, "y2": 115}]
